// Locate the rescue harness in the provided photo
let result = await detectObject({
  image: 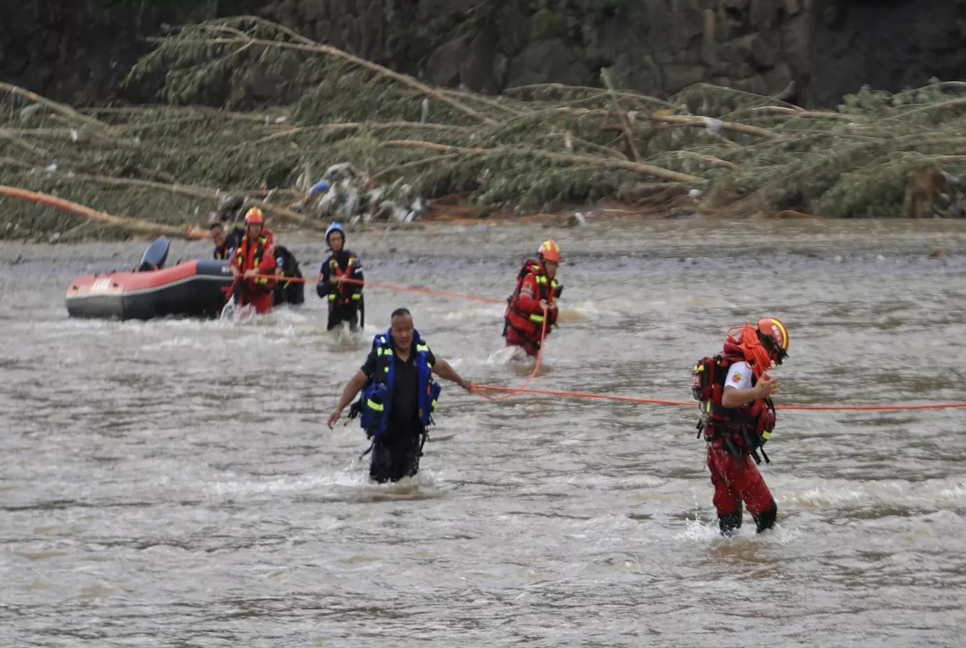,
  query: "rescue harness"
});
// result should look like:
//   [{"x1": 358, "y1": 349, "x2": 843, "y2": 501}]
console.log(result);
[
  {"x1": 691, "y1": 353, "x2": 776, "y2": 464},
  {"x1": 503, "y1": 258, "x2": 563, "y2": 341},
  {"x1": 326, "y1": 253, "x2": 363, "y2": 308},
  {"x1": 234, "y1": 233, "x2": 276, "y2": 293}
]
